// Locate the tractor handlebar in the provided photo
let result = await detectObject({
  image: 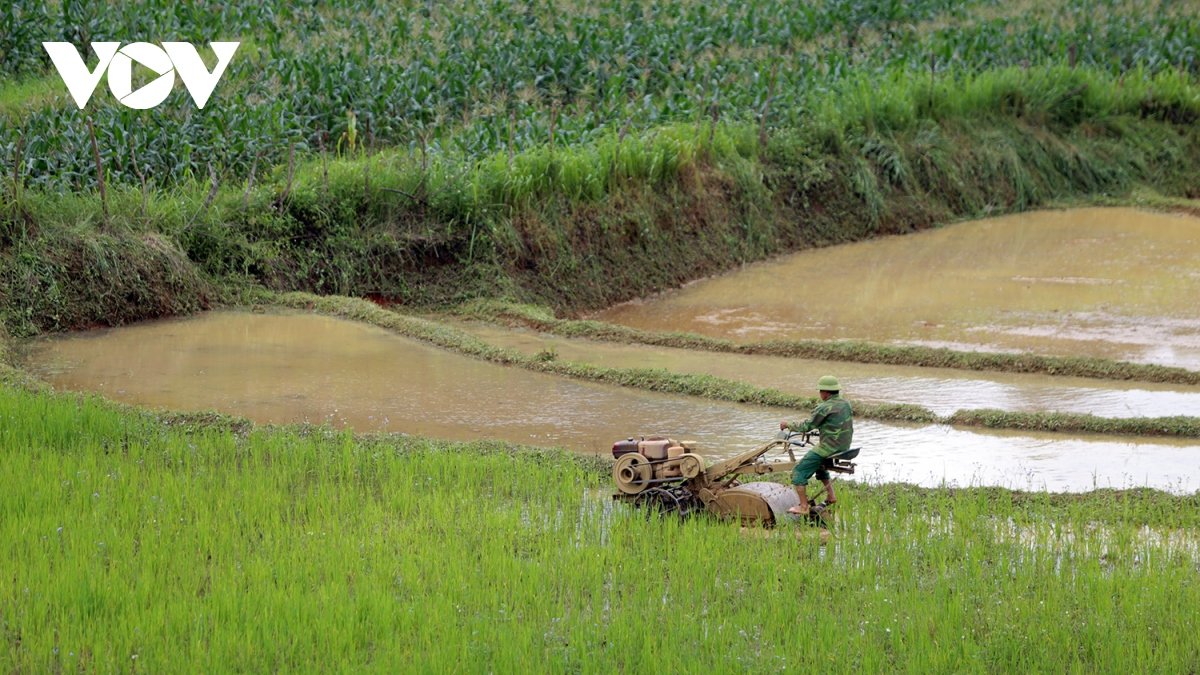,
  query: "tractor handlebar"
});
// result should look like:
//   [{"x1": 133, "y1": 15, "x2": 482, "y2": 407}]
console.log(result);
[
  {"x1": 774, "y1": 429, "x2": 819, "y2": 463},
  {"x1": 776, "y1": 429, "x2": 818, "y2": 447}
]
